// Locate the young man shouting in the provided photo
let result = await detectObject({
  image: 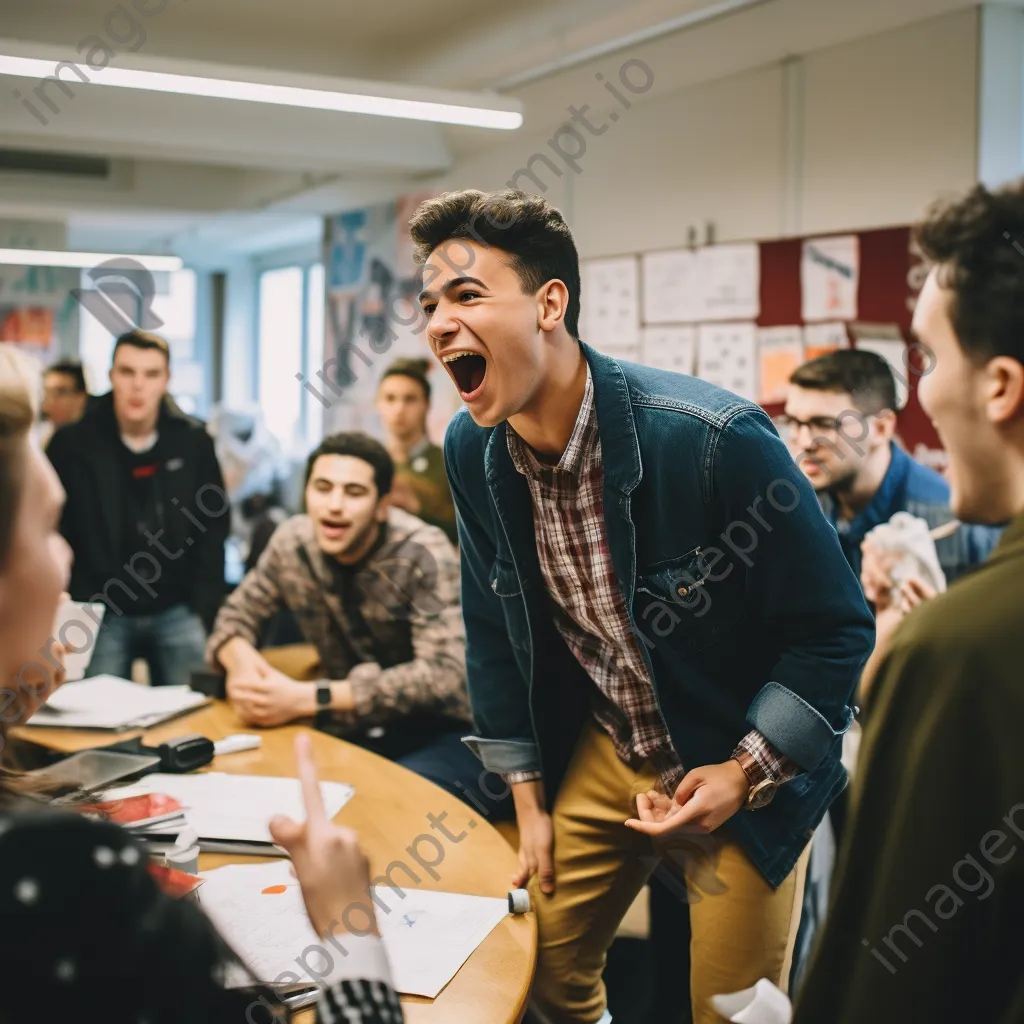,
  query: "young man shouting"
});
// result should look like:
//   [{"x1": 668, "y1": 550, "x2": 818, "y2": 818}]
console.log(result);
[{"x1": 411, "y1": 189, "x2": 873, "y2": 1024}]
